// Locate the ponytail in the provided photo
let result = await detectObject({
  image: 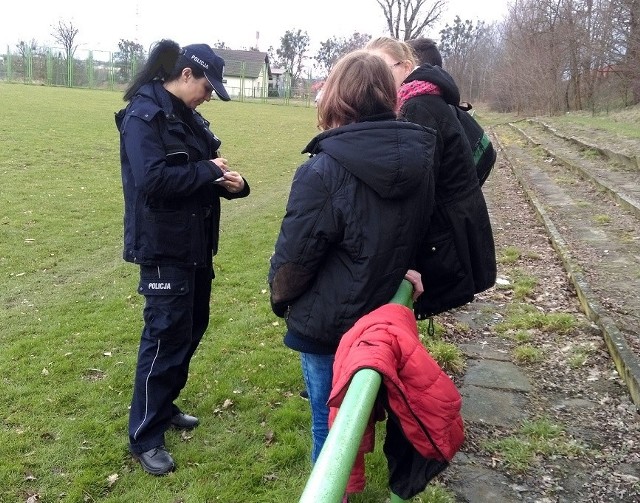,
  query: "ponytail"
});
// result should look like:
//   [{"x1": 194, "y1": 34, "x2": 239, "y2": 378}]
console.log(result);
[{"x1": 123, "y1": 39, "x2": 181, "y2": 102}]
